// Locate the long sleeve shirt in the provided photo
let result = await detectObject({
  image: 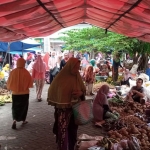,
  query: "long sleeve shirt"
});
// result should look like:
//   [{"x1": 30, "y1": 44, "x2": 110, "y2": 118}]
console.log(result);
[{"x1": 48, "y1": 57, "x2": 57, "y2": 70}]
